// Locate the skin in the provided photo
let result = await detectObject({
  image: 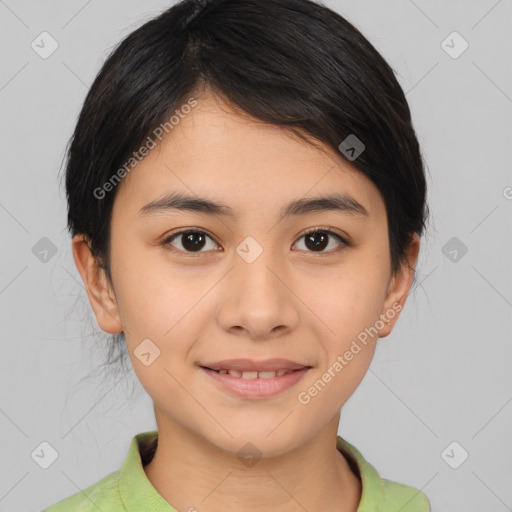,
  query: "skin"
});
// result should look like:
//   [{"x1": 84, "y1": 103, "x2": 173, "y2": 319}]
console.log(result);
[{"x1": 73, "y1": 90, "x2": 419, "y2": 512}]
